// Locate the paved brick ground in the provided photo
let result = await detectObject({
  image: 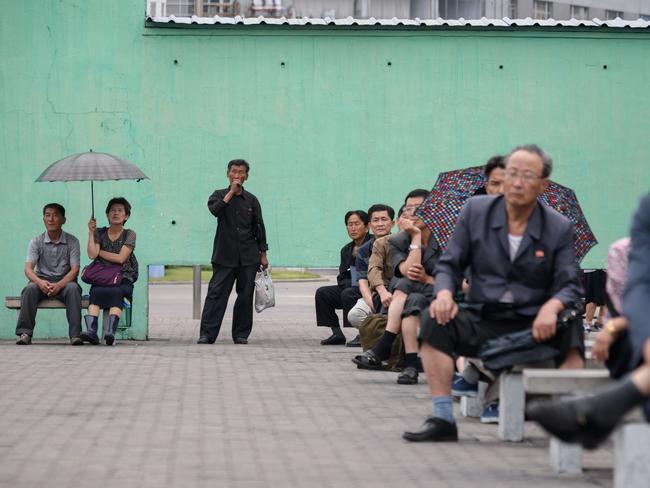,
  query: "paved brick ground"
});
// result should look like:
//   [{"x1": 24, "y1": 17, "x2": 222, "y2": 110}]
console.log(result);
[{"x1": 0, "y1": 280, "x2": 614, "y2": 488}]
